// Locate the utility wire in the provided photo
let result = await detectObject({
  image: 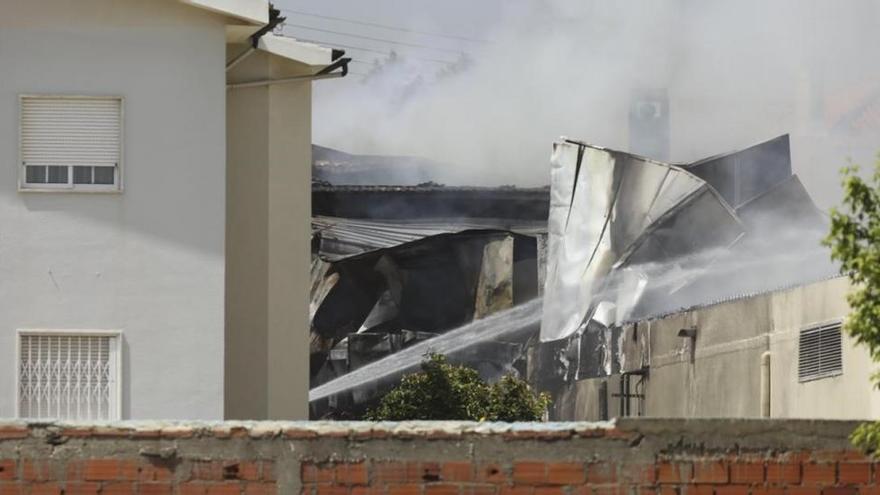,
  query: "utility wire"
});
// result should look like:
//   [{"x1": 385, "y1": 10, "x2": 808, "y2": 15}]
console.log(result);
[
  {"x1": 279, "y1": 8, "x2": 489, "y2": 44},
  {"x1": 282, "y1": 23, "x2": 463, "y2": 54},
  {"x1": 293, "y1": 37, "x2": 456, "y2": 65}
]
